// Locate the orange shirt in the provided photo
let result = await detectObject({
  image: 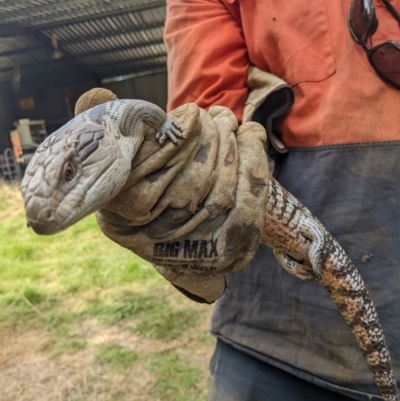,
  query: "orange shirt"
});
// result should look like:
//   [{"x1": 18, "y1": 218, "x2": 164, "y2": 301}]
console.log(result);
[{"x1": 165, "y1": 0, "x2": 400, "y2": 147}]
